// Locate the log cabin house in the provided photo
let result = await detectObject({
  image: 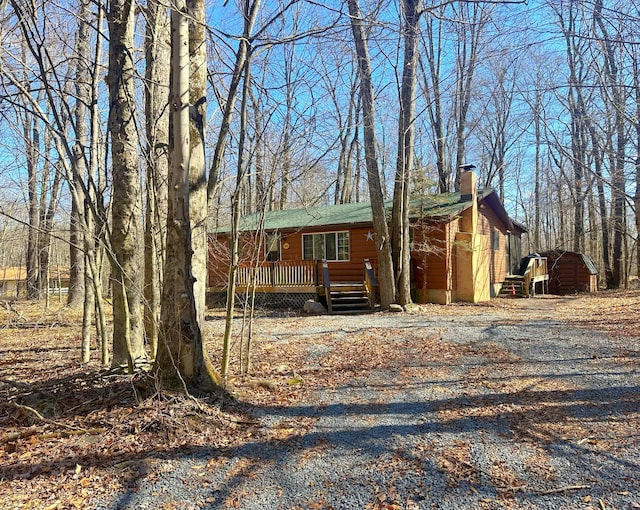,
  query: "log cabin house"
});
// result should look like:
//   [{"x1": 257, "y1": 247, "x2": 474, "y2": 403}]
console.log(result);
[{"x1": 208, "y1": 170, "x2": 527, "y2": 311}]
